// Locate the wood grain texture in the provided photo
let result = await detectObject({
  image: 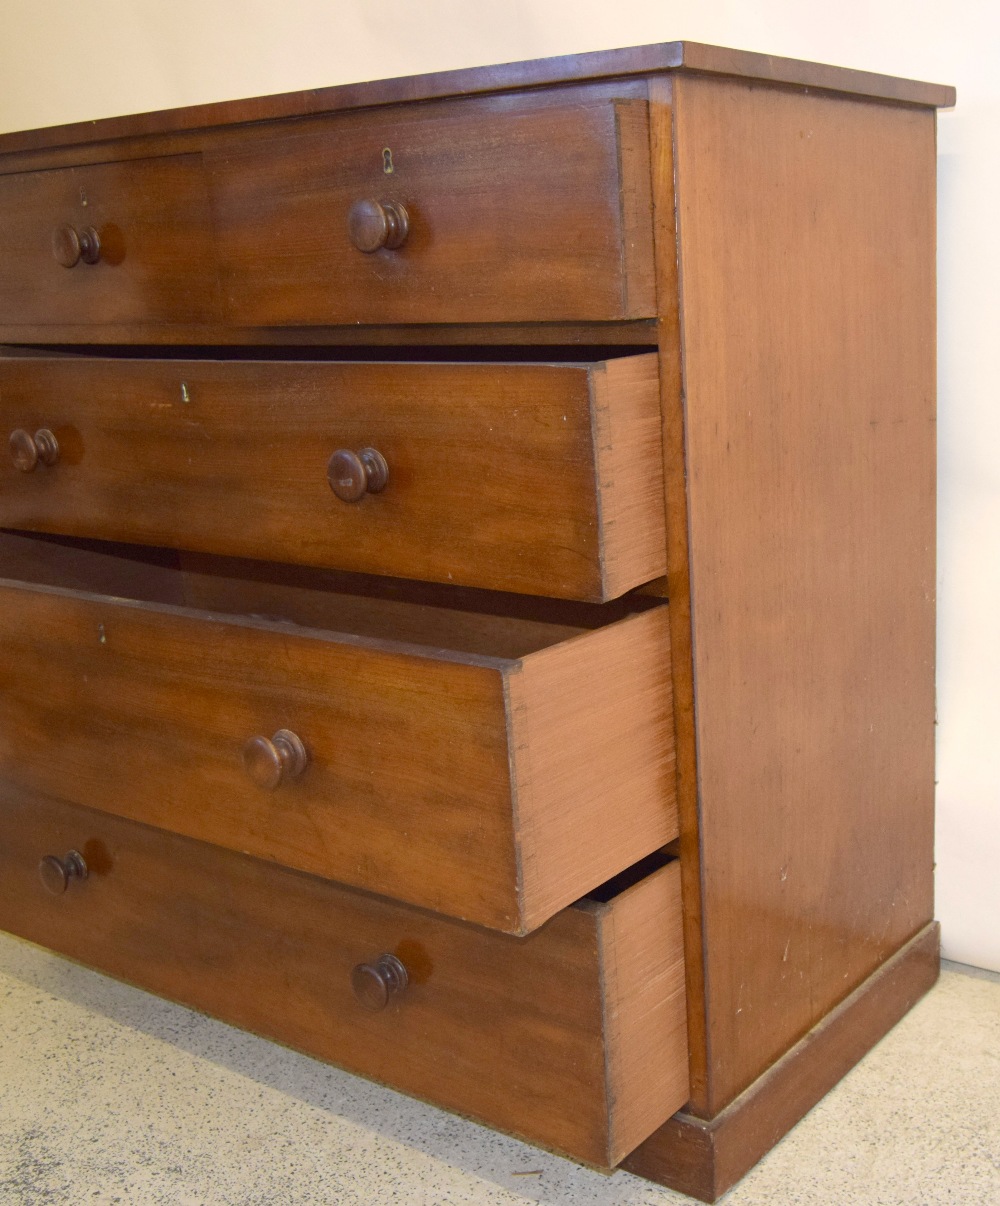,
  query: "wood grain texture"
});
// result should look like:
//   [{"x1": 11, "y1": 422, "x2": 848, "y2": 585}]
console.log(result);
[
  {"x1": 0, "y1": 354, "x2": 665, "y2": 600},
  {"x1": 624, "y1": 923, "x2": 940, "y2": 1201},
  {"x1": 0, "y1": 154, "x2": 217, "y2": 327},
  {"x1": 0, "y1": 88, "x2": 654, "y2": 337},
  {"x1": 173, "y1": 547, "x2": 664, "y2": 642},
  {"x1": 211, "y1": 94, "x2": 654, "y2": 326},
  {"x1": 590, "y1": 354, "x2": 668, "y2": 598},
  {"x1": 508, "y1": 607, "x2": 677, "y2": 931},
  {"x1": 615, "y1": 98, "x2": 657, "y2": 318},
  {"x1": 177, "y1": 555, "x2": 591, "y2": 661},
  {"x1": 0, "y1": 785, "x2": 689, "y2": 1167},
  {"x1": 0, "y1": 563, "x2": 675, "y2": 933},
  {"x1": 596, "y1": 856, "x2": 689, "y2": 1165},
  {"x1": 671, "y1": 76, "x2": 938, "y2": 1114},
  {"x1": 0, "y1": 322, "x2": 658, "y2": 347},
  {"x1": 0, "y1": 42, "x2": 954, "y2": 159},
  {"x1": 0, "y1": 530, "x2": 183, "y2": 601},
  {"x1": 644, "y1": 76, "x2": 713, "y2": 1107}
]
